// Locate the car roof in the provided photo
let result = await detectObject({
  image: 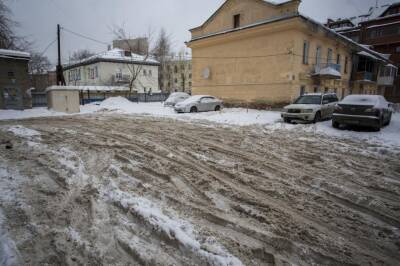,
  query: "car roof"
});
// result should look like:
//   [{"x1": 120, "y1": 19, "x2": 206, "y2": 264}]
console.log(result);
[{"x1": 303, "y1": 93, "x2": 337, "y2": 96}]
